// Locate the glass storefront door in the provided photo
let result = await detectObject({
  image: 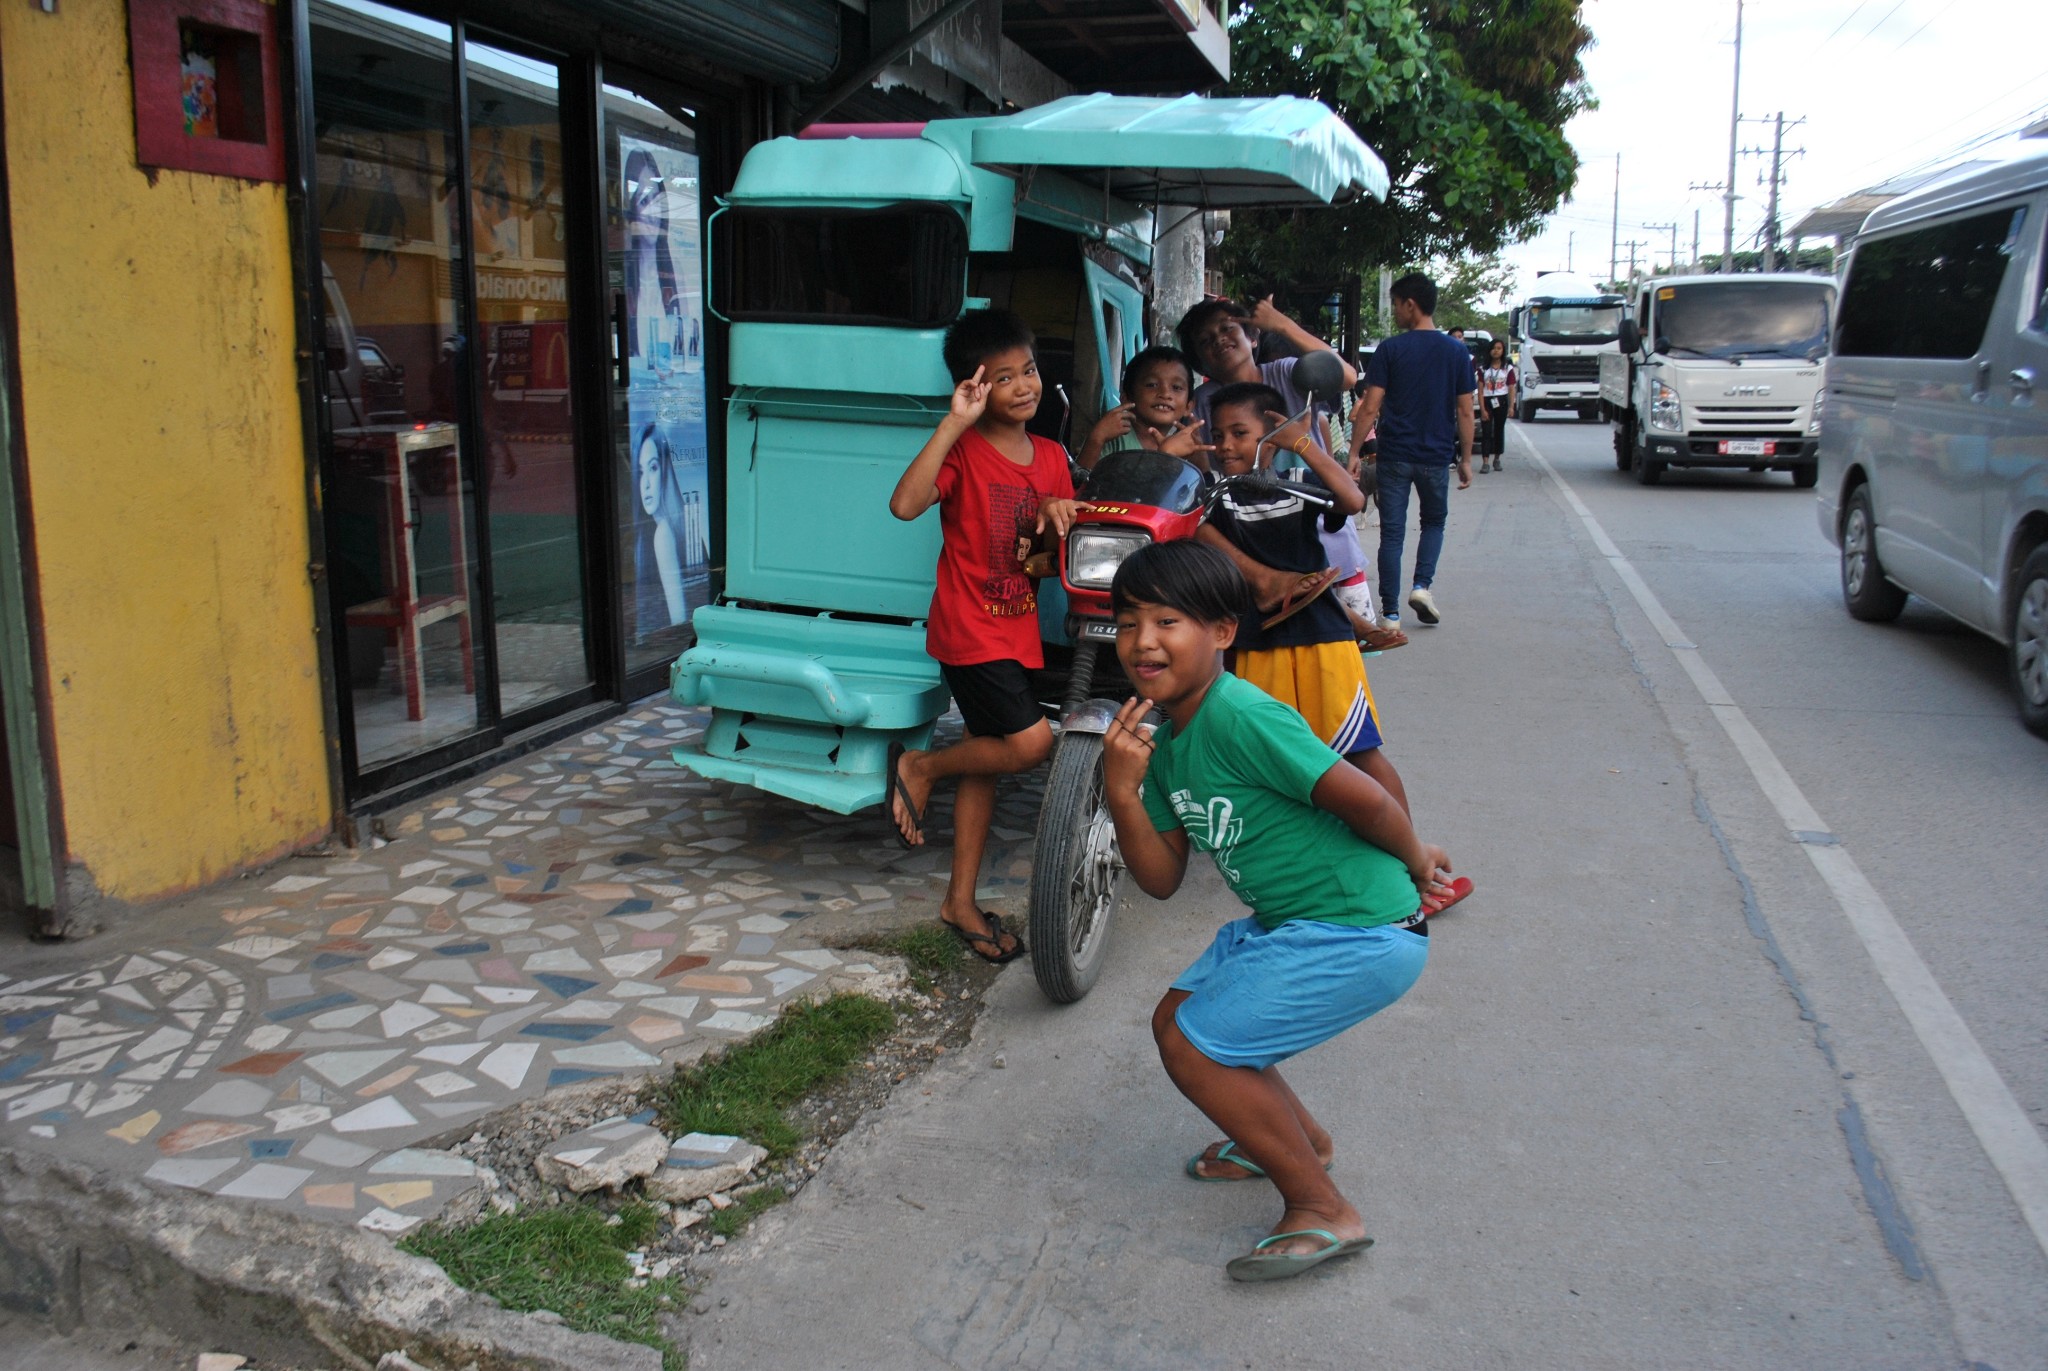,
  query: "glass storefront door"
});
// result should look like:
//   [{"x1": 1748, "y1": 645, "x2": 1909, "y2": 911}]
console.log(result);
[
  {"x1": 311, "y1": 1, "x2": 483, "y2": 776},
  {"x1": 465, "y1": 40, "x2": 595, "y2": 719},
  {"x1": 603, "y1": 86, "x2": 713, "y2": 678},
  {"x1": 310, "y1": 1, "x2": 598, "y2": 790}
]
